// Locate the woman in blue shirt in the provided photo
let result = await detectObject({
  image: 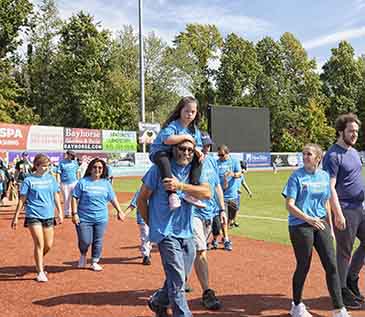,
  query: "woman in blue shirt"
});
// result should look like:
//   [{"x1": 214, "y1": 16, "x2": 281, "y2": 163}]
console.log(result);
[
  {"x1": 71, "y1": 158, "x2": 125, "y2": 271},
  {"x1": 11, "y1": 154, "x2": 63, "y2": 283},
  {"x1": 282, "y1": 144, "x2": 349, "y2": 317}
]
